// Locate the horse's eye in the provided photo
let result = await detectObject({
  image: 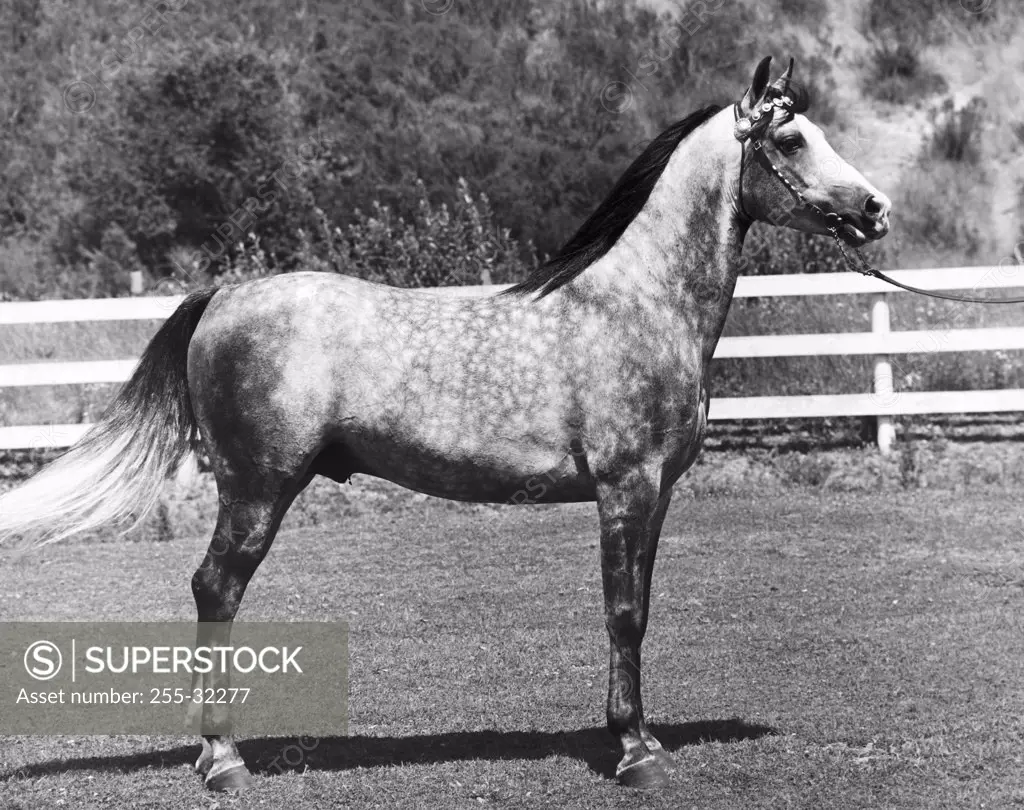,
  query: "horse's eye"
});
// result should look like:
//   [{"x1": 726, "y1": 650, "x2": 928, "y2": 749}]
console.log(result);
[{"x1": 778, "y1": 136, "x2": 804, "y2": 154}]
